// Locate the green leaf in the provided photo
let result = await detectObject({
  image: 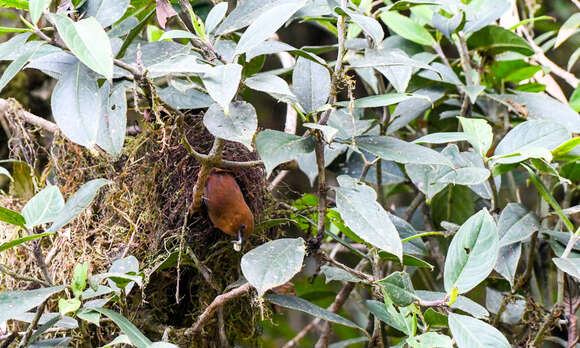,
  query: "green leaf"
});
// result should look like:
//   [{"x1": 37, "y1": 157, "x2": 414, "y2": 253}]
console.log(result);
[
  {"x1": 241, "y1": 238, "x2": 306, "y2": 297},
  {"x1": 86, "y1": 308, "x2": 152, "y2": 348},
  {"x1": 0, "y1": 286, "x2": 65, "y2": 323},
  {"x1": 0, "y1": 206, "x2": 26, "y2": 227},
  {"x1": 328, "y1": 337, "x2": 369, "y2": 348},
  {"x1": 72, "y1": 262, "x2": 89, "y2": 298},
  {"x1": 0, "y1": 232, "x2": 53, "y2": 253},
  {"x1": 106, "y1": 255, "x2": 140, "y2": 294},
  {"x1": 467, "y1": 25, "x2": 533, "y2": 56},
  {"x1": 458, "y1": 117, "x2": 492, "y2": 158},
  {"x1": 413, "y1": 132, "x2": 469, "y2": 145},
  {"x1": 203, "y1": 101, "x2": 257, "y2": 151},
  {"x1": 336, "y1": 93, "x2": 428, "y2": 108},
  {"x1": 495, "y1": 242, "x2": 521, "y2": 287},
  {"x1": 264, "y1": 294, "x2": 362, "y2": 329},
  {"x1": 407, "y1": 332, "x2": 453, "y2": 348},
  {"x1": 87, "y1": 0, "x2": 130, "y2": 28},
  {"x1": 552, "y1": 137, "x2": 580, "y2": 158},
  {"x1": 234, "y1": 1, "x2": 305, "y2": 55},
  {"x1": 51, "y1": 63, "x2": 102, "y2": 150},
  {"x1": 28, "y1": 315, "x2": 63, "y2": 344},
  {"x1": 158, "y1": 29, "x2": 195, "y2": 40},
  {"x1": 158, "y1": 86, "x2": 213, "y2": 110},
  {"x1": 555, "y1": 13, "x2": 580, "y2": 48},
  {"x1": 58, "y1": 298, "x2": 81, "y2": 316},
  {"x1": 320, "y1": 265, "x2": 362, "y2": 284},
  {"x1": 379, "y1": 11, "x2": 435, "y2": 46},
  {"x1": 77, "y1": 308, "x2": 101, "y2": 326},
  {"x1": 493, "y1": 120, "x2": 570, "y2": 164},
  {"x1": 292, "y1": 57, "x2": 330, "y2": 114},
  {"x1": 334, "y1": 175, "x2": 403, "y2": 260},
  {"x1": 553, "y1": 257, "x2": 580, "y2": 279},
  {"x1": 46, "y1": 179, "x2": 111, "y2": 234},
  {"x1": 430, "y1": 185, "x2": 475, "y2": 227},
  {"x1": 29, "y1": 0, "x2": 52, "y2": 25},
  {"x1": 448, "y1": 313, "x2": 510, "y2": 348},
  {"x1": 444, "y1": 209, "x2": 498, "y2": 294},
  {"x1": 255, "y1": 130, "x2": 316, "y2": 175},
  {"x1": 201, "y1": 63, "x2": 242, "y2": 113},
  {"x1": 244, "y1": 73, "x2": 297, "y2": 103},
  {"x1": 522, "y1": 163, "x2": 575, "y2": 233},
  {"x1": 0, "y1": 0, "x2": 28, "y2": 9},
  {"x1": 101, "y1": 334, "x2": 131, "y2": 347},
  {"x1": 377, "y1": 271, "x2": 417, "y2": 306},
  {"x1": 0, "y1": 166, "x2": 12, "y2": 181},
  {"x1": 52, "y1": 14, "x2": 113, "y2": 79},
  {"x1": 365, "y1": 299, "x2": 415, "y2": 336},
  {"x1": 0, "y1": 41, "x2": 44, "y2": 94},
  {"x1": 355, "y1": 135, "x2": 453, "y2": 167},
  {"x1": 22, "y1": 185, "x2": 65, "y2": 228},
  {"x1": 497, "y1": 203, "x2": 540, "y2": 246}
]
